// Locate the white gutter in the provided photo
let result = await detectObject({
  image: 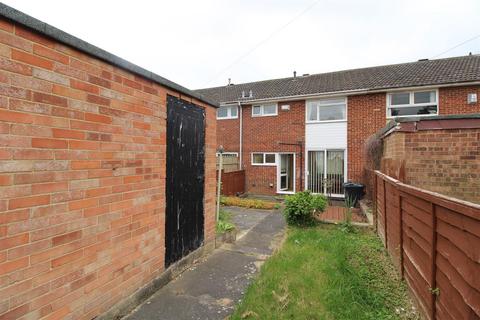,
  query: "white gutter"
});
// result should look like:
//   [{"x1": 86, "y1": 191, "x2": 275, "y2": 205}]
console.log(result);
[{"x1": 219, "y1": 81, "x2": 480, "y2": 105}]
